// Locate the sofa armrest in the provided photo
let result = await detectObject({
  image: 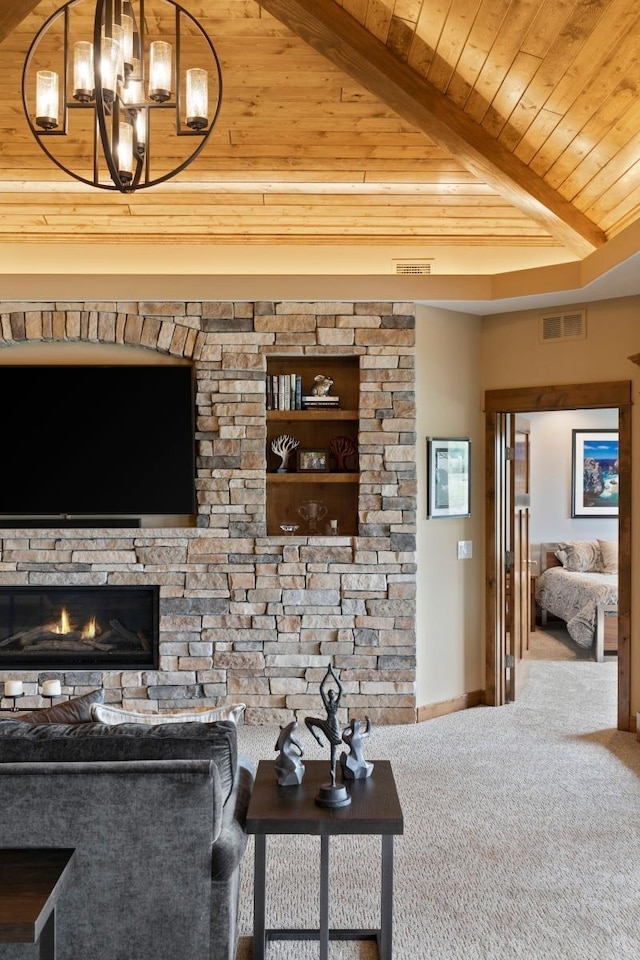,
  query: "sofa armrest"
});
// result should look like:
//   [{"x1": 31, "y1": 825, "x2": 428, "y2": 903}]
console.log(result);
[{"x1": 0, "y1": 758, "x2": 219, "y2": 960}]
